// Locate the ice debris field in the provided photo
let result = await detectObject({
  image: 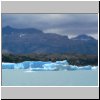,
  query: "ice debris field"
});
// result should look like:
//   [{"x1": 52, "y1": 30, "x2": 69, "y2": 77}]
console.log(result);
[{"x1": 2, "y1": 60, "x2": 97, "y2": 71}]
